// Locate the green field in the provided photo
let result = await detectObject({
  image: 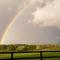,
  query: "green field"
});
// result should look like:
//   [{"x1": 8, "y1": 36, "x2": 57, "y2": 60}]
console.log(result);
[
  {"x1": 0, "y1": 44, "x2": 60, "y2": 60},
  {"x1": 0, "y1": 52, "x2": 60, "y2": 60}
]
